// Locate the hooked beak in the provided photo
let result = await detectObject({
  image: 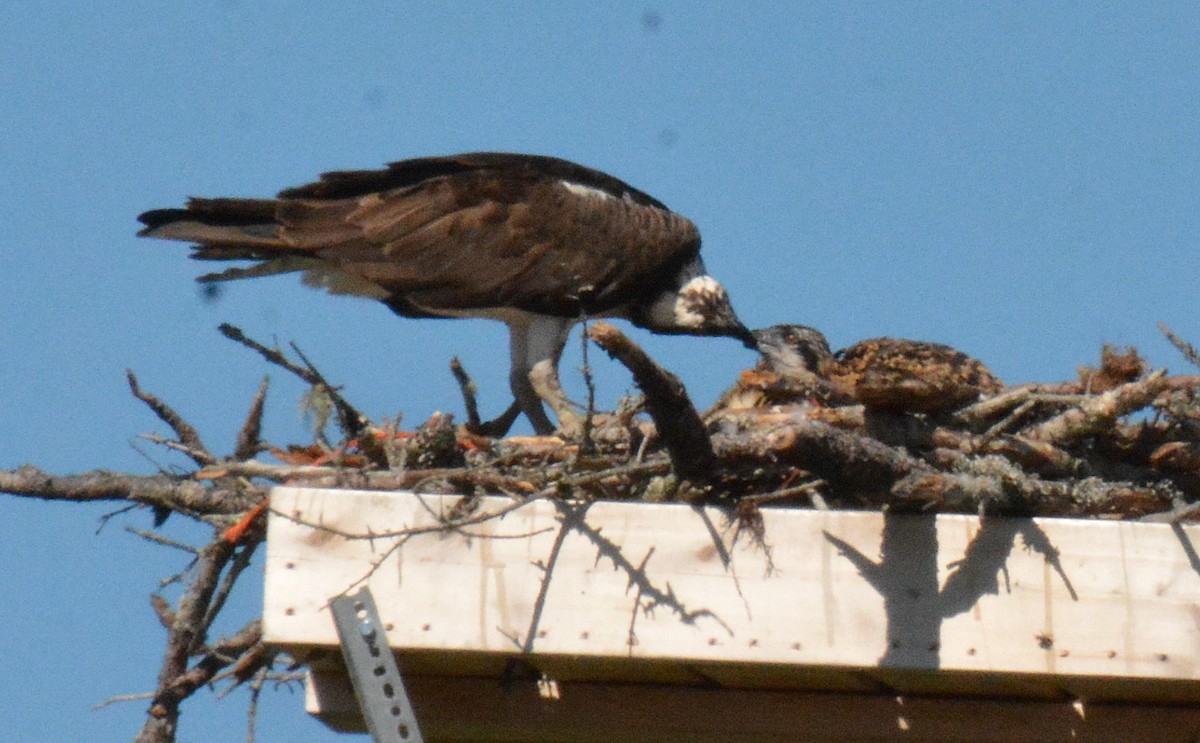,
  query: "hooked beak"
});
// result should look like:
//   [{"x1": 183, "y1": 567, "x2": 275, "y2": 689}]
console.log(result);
[{"x1": 734, "y1": 323, "x2": 758, "y2": 351}]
